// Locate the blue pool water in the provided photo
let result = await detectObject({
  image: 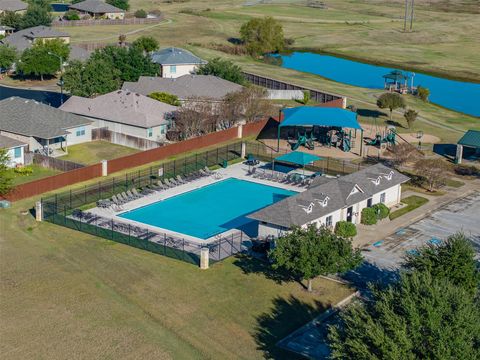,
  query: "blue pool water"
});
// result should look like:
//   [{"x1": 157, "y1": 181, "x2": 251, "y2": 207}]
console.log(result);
[
  {"x1": 119, "y1": 178, "x2": 296, "y2": 239},
  {"x1": 276, "y1": 52, "x2": 480, "y2": 117}
]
